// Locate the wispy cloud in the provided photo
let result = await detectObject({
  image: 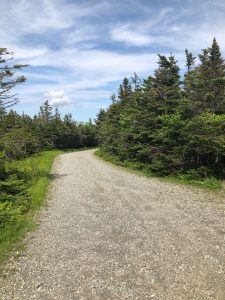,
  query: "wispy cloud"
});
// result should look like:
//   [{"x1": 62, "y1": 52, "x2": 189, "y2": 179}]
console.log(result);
[{"x1": 111, "y1": 26, "x2": 152, "y2": 46}]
